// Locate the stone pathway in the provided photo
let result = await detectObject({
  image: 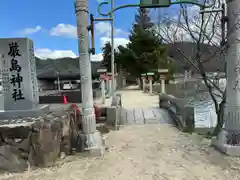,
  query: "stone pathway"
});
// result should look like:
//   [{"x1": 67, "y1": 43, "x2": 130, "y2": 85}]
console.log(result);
[
  {"x1": 118, "y1": 85, "x2": 159, "y2": 108},
  {"x1": 121, "y1": 107, "x2": 173, "y2": 125},
  {"x1": 118, "y1": 85, "x2": 173, "y2": 125}
]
